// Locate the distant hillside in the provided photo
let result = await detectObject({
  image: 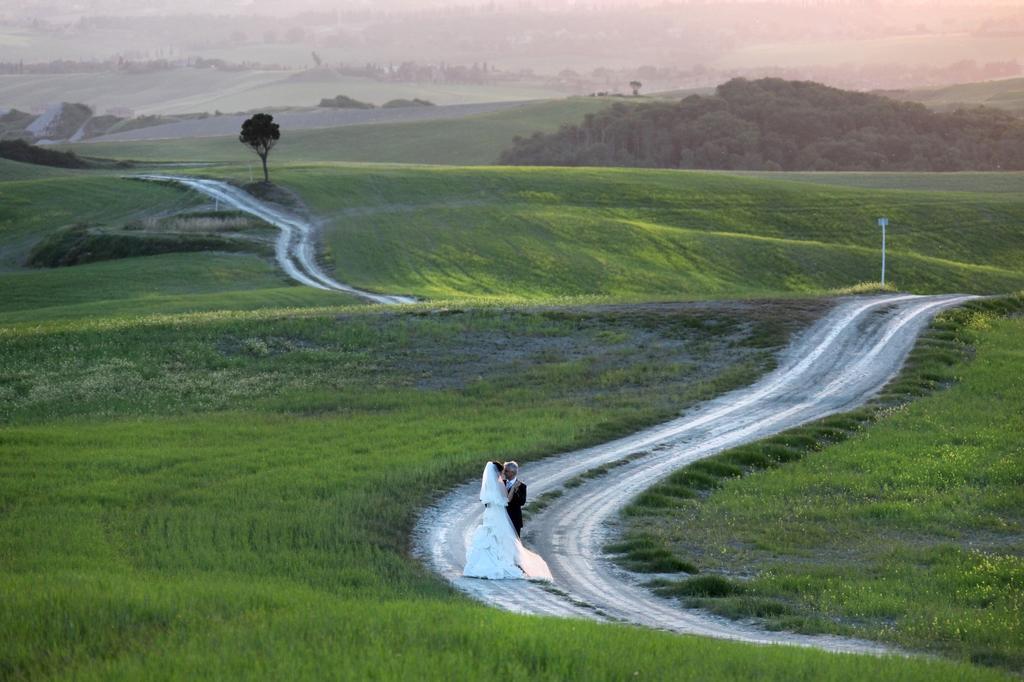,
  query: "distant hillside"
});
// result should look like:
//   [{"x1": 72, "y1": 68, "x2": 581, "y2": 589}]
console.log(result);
[
  {"x1": 878, "y1": 77, "x2": 1024, "y2": 116},
  {"x1": 0, "y1": 102, "x2": 94, "y2": 143},
  {"x1": 0, "y1": 103, "x2": 213, "y2": 144},
  {"x1": 0, "y1": 68, "x2": 563, "y2": 117},
  {"x1": 64, "y1": 99, "x2": 615, "y2": 165},
  {"x1": 500, "y1": 78, "x2": 1024, "y2": 171}
]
